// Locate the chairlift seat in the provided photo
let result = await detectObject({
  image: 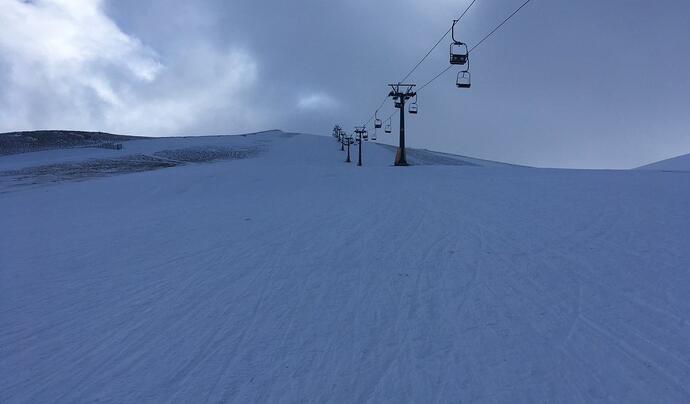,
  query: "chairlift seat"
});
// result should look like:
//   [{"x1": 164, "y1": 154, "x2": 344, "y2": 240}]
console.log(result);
[
  {"x1": 456, "y1": 71, "x2": 471, "y2": 89},
  {"x1": 450, "y1": 41, "x2": 469, "y2": 65},
  {"x1": 450, "y1": 54, "x2": 468, "y2": 65}
]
